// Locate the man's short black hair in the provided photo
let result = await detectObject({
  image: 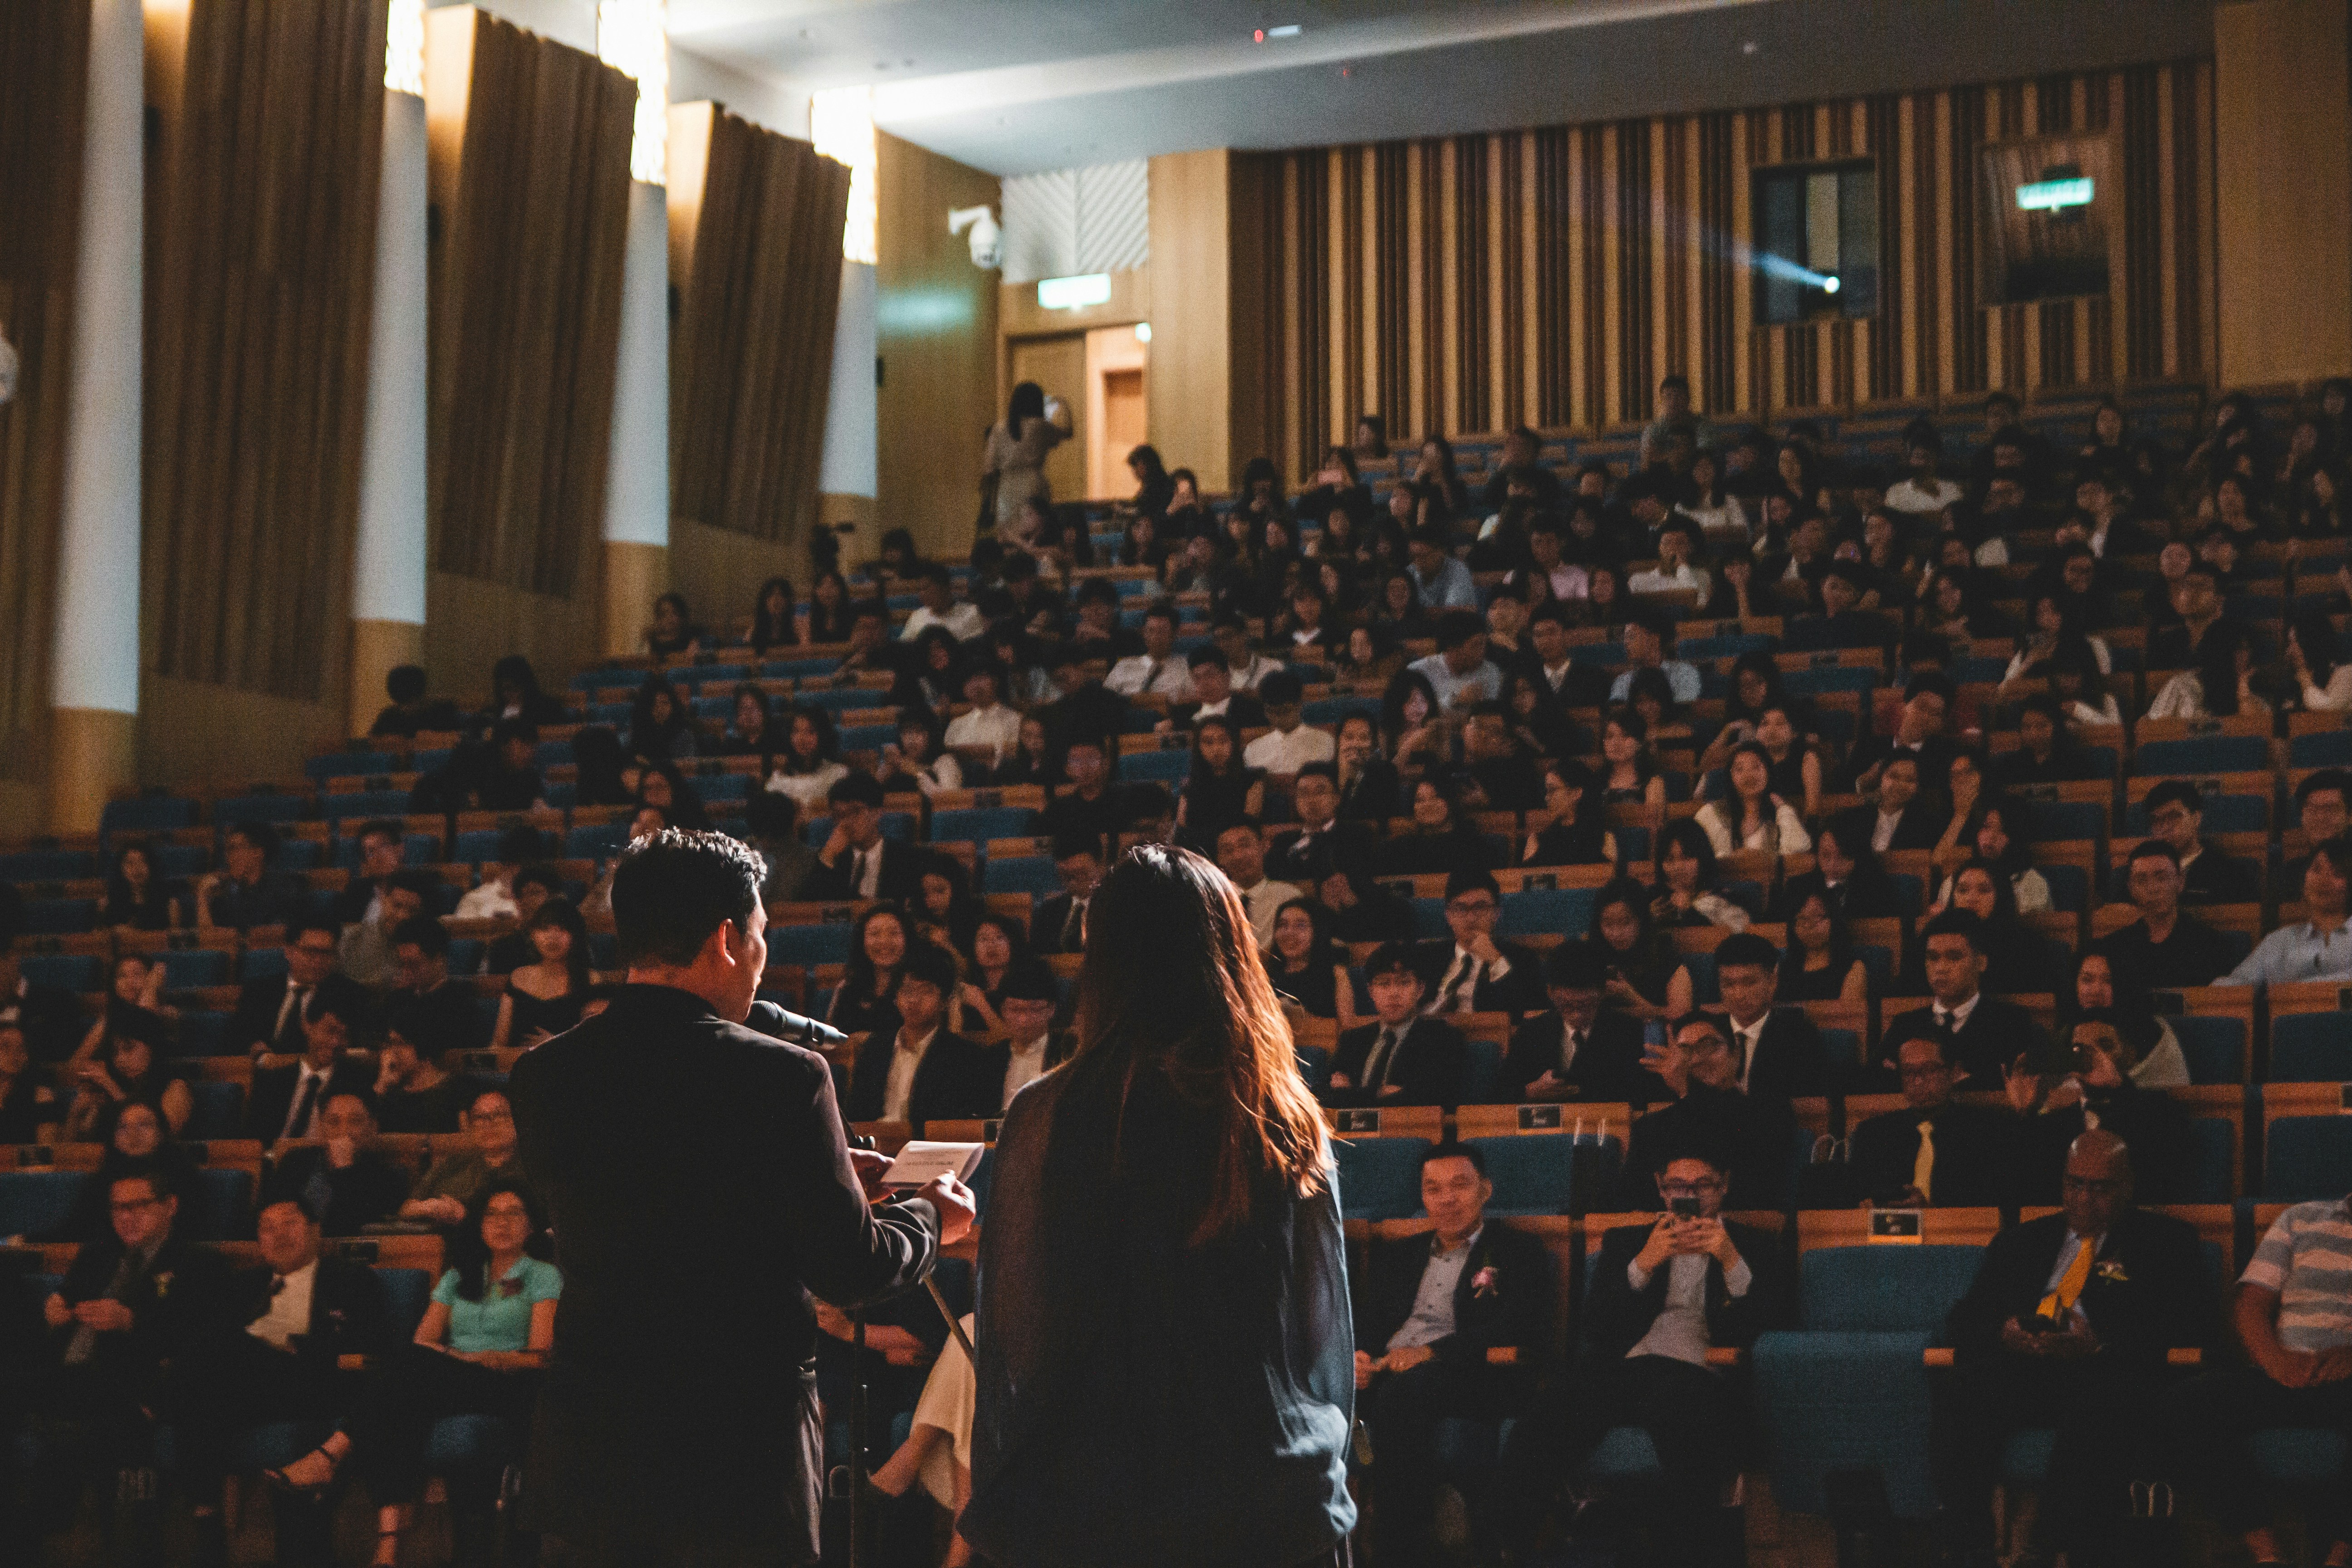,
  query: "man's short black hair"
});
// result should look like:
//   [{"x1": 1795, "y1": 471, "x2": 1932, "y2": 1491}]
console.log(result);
[
  {"x1": 921, "y1": 561, "x2": 953, "y2": 587},
  {"x1": 387, "y1": 665, "x2": 429, "y2": 703},
  {"x1": 226, "y1": 820, "x2": 281, "y2": 857},
  {"x1": 1902, "y1": 671, "x2": 1957, "y2": 706},
  {"x1": 1712, "y1": 932, "x2": 1780, "y2": 973},
  {"x1": 1528, "y1": 600, "x2": 1569, "y2": 628},
  {"x1": 1050, "y1": 832, "x2": 1105, "y2": 864},
  {"x1": 997, "y1": 964, "x2": 1060, "y2": 1004},
  {"x1": 1186, "y1": 646, "x2": 1224, "y2": 671},
  {"x1": 1546, "y1": 943, "x2": 1610, "y2": 990},
  {"x1": 1364, "y1": 941, "x2": 1421, "y2": 980},
  {"x1": 358, "y1": 818, "x2": 404, "y2": 848},
  {"x1": 2143, "y1": 779, "x2": 2203, "y2": 817},
  {"x1": 284, "y1": 916, "x2": 341, "y2": 949},
  {"x1": 392, "y1": 914, "x2": 448, "y2": 958},
  {"x1": 1442, "y1": 867, "x2": 1501, "y2": 904},
  {"x1": 1074, "y1": 578, "x2": 1122, "y2": 608},
  {"x1": 609, "y1": 828, "x2": 768, "y2": 968},
  {"x1": 512, "y1": 864, "x2": 559, "y2": 897},
  {"x1": 1142, "y1": 599, "x2": 1178, "y2": 626},
  {"x1": 2126, "y1": 838, "x2": 2182, "y2": 869},
  {"x1": 1422, "y1": 1139, "x2": 1487, "y2": 1177},
  {"x1": 2297, "y1": 769, "x2": 2352, "y2": 808},
  {"x1": 304, "y1": 975, "x2": 372, "y2": 1029},
  {"x1": 498, "y1": 823, "x2": 548, "y2": 864},
  {"x1": 1434, "y1": 609, "x2": 1486, "y2": 650},
  {"x1": 1294, "y1": 761, "x2": 1339, "y2": 787},
  {"x1": 1623, "y1": 606, "x2": 1672, "y2": 644},
  {"x1": 387, "y1": 868, "x2": 442, "y2": 902},
  {"x1": 1411, "y1": 522, "x2": 1453, "y2": 552},
  {"x1": 897, "y1": 941, "x2": 959, "y2": 998},
  {"x1": 1673, "y1": 1013, "x2": 1731, "y2": 1048},
  {"x1": 1259, "y1": 669, "x2": 1304, "y2": 706},
  {"x1": 1919, "y1": 908, "x2": 1986, "y2": 955},
  {"x1": 828, "y1": 772, "x2": 886, "y2": 809},
  {"x1": 1658, "y1": 372, "x2": 1691, "y2": 394}
]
